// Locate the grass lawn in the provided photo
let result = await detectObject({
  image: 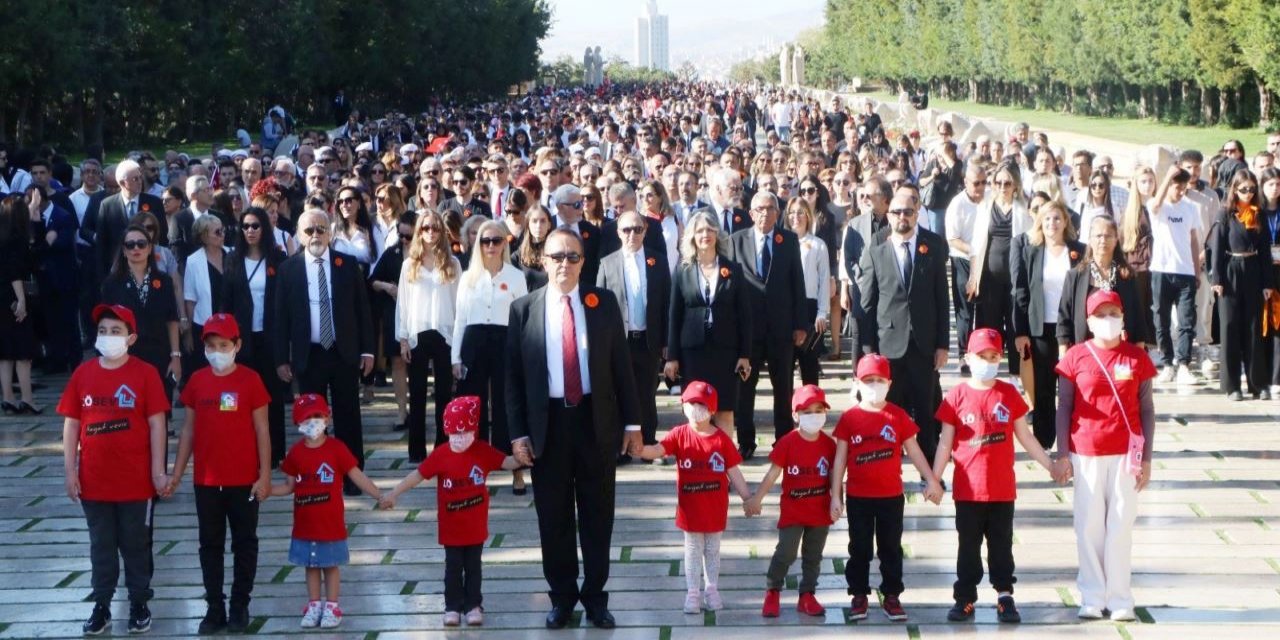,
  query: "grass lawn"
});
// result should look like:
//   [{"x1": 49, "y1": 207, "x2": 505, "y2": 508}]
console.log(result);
[
  {"x1": 66, "y1": 138, "x2": 240, "y2": 165},
  {"x1": 867, "y1": 91, "x2": 1268, "y2": 155}
]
